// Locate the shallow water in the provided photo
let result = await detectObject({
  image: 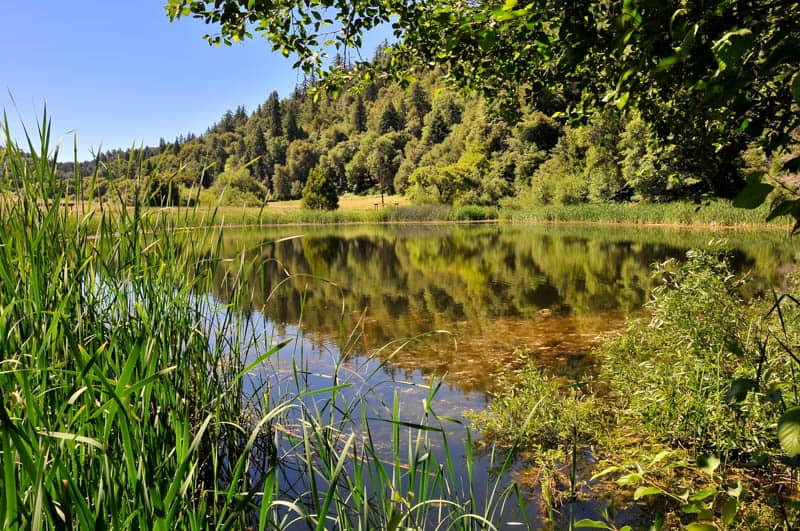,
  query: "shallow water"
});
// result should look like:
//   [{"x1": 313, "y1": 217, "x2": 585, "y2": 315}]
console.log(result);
[{"x1": 207, "y1": 223, "x2": 798, "y2": 527}]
